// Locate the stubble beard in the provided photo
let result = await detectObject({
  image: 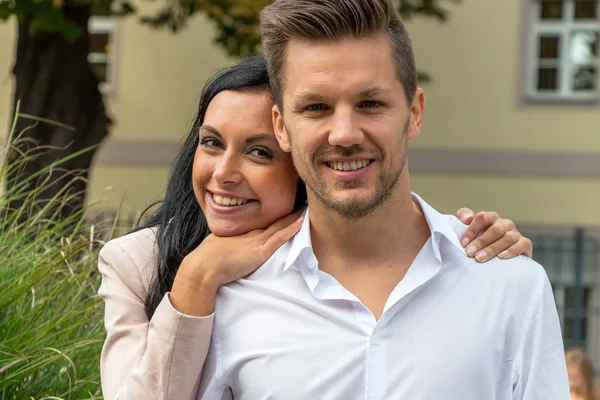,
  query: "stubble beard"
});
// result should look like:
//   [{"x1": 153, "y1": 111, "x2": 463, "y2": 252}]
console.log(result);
[{"x1": 287, "y1": 128, "x2": 408, "y2": 221}]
